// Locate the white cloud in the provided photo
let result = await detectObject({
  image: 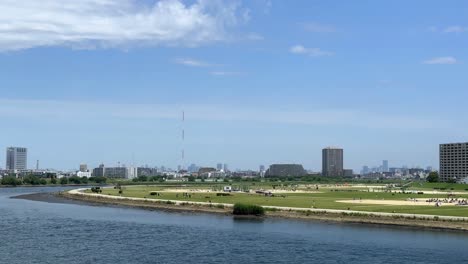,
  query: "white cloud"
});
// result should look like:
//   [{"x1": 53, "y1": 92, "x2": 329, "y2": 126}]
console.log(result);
[
  {"x1": 0, "y1": 98, "x2": 450, "y2": 130},
  {"x1": 428, "y1": 25, "x2": 468, "y2": 33},
  {"x1": 0, "y1": 0, "x2": 247, "y2": 51},
  {"x1": 422, "y1": 56, "x2": 458, "y2": 65},
  {"x1": 210, "y1": 71, "x2": 242, "y2": 76},
  {"x1": 245, "y1": 32, "x2": 264, "y2": 41},
  {"x1": 302, "y1": 22, "x2": 336, "y2": 33},
  {"x1": 173, "y1": 58, "x2": 213, "y2": 67},
  {"x1": 443, "y1": 26, "x2": 467, "y2": 33},
  {"x1": 289, "y1": 45, "x2": 333, "y2": 57}
]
